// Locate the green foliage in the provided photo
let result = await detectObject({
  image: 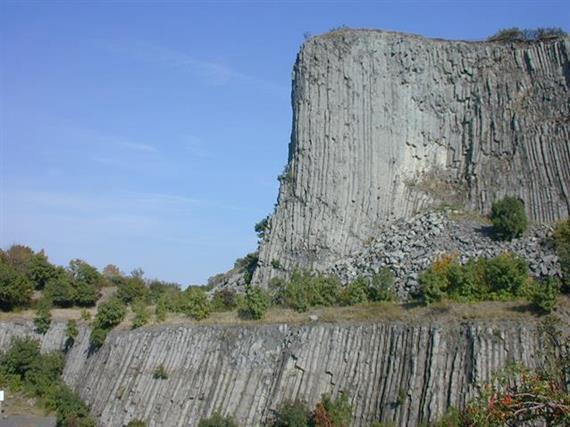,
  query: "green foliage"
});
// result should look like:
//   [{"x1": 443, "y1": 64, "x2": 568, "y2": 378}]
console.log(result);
[
  {"x1": 271, "y1": 259, "x2": 282, "y2": 270},
  {"x1": 273, "y1": 400, "x2": 311, "y2": 427},
  {"x1": 553, "y1": 218, "x2": 570, "y2": 293},
  {"x1": 242, "y1": 285, "x2": 270, "y2": 320},
  {"x1": 94, "y1": 297, "x2": 127, "y2": 329},
  {"x1": 531, "y1": 277, "x2": 560, "y2": 314},
  {"x1": 254, "y1": 216, "x2": 270, "y2": 240},
  {"x1": 0, "y1": 337, "x2": 95, "y2": 426},
  {"x1": 155, "y1": 298, "x2": 167, "y2": 322},
  {"x1": 179, "y1": 287, "x2": 211, "y2": 320},
  {"x1": 0, "y1": 337, "x2": 42, "y2": 378},
  {"x1": 65, "y1": 319, "x2": 79, "y2": 348},
  {"x1": 89, "y1": 327, "x2": 108, "y2": 348},
  {"x1": 488, "y1": 27, "x2": 567, "y2": 42},
  {"x1": 90, "y1": 296, "x2": 127, "y2": 347},
  {"x1": 418, "y1": 252, "x2": 532, "y2": 305},
  {"x1": 279, "y1": 270, "x2": 341, "y2": 312},
  {"x1": 34, "y1": 298, "x2": 52, "y2": 334},
  {"x1": 340, "y1": 277, "x2": 368, "y2": 306},
  {"x1": 80, "y1": 309, "x2": 92, "y2": 322},
  {"x1": 0, "y1": 259, "x2": 33, "y2": 309},
  {"x1": 132, "y1": 300, "x2": 150, "y2": 328},
  {"x1": 148, "y1": 280, "x2": 181, "y2": 303},
  {"x1": 490, "y1": 196, "x2": 528, "y2": 240},
  {"x1": 312, "y1": 392, "x2": 352, "y2": 427},
  {"x1": 126, "y1": 420, "x2": 146, "y2": 427},
  {"x1": 27, "y1": 251, "x2": 58, "y2": 290},
  {"x1": 212, "y1": 288, "x2": 238, "y2": 312},
  {"x1": 198, "y1": 411, "x2": 239, "y2": 427},
  {"x1": 368, "y1": 269, "x2": 396, "y2": 302},
  {"x1": 117, "y1": 275, "x2": 149, "y2": 305},
  {"x1": 152, "y1": 364, "x2": 168, "y2": 380},
  {"x1": 485, "y1": 252, "x2": 529, "y2": 298}
]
